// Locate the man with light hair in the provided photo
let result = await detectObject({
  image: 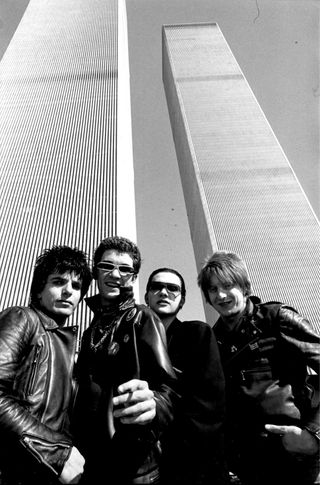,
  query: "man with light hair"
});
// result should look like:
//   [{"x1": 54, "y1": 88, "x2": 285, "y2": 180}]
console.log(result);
[{"x1": 198, "y1": 250, "x2": 320, "y2": 485}]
